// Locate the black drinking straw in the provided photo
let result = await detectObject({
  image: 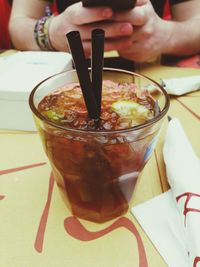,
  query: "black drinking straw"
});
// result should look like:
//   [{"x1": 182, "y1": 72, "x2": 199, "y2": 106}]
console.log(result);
[
  {"x1": 91, "y1": 29, "x2": 105, "y2": 116},
  {"x1": 66, "y1": 31, "x2": 99, "y2": 119}
]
